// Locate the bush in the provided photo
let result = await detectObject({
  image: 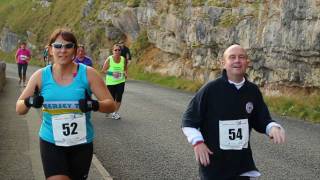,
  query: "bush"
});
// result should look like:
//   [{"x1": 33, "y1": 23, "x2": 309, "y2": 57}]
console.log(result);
[
  {"x1": 130, "y1": 30, "x2": 150, "y2": 58},
  {"x1": 127, "y1": 0, "x2": 140, "y2": 7}
]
